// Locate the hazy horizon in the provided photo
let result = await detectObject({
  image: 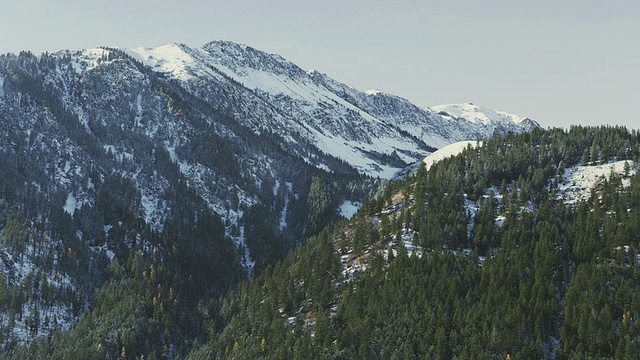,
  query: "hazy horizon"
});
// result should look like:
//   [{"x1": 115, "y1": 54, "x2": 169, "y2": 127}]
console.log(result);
[{"x1": 1, "y1": 0, "x2": 638, "y2": 130}]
